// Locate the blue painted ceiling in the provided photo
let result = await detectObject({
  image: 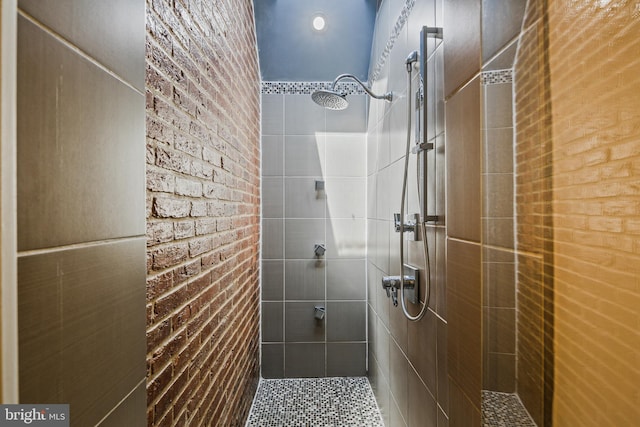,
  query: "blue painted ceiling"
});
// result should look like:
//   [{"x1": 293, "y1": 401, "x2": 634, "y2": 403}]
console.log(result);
[{"x1": 253, "y1": 0, "x2": 377, "y2": 82}]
